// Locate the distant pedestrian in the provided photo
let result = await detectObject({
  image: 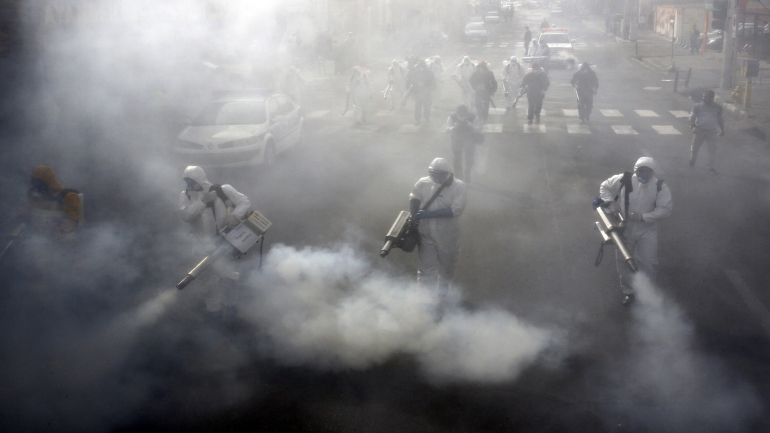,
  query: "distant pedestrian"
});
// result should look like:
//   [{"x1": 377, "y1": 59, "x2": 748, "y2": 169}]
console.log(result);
[
  {"x1": 523, "y1": 26, "x2": 532, "y2": 55},
  {"x1": 689, "y1": 24, "x2": 700, "y2": 54},
  {"x1": 540, "y1": 19, "x2": 550, "y2": 31},
  {"x1": 446, "y1": 105, "x2": 482, "y2": 182},
  {"x1": 406, "y1": 59, "x2": 436, "y2": 124},
  {"x1": 570, "y1": 62, "x2": 599, "y2": 123},
  {"x1": 520, "y1": 61, "x2": 549, "y2": 124},
  {"x1": 689, "y1": 90, "x2": 725, "y2": 174}
]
